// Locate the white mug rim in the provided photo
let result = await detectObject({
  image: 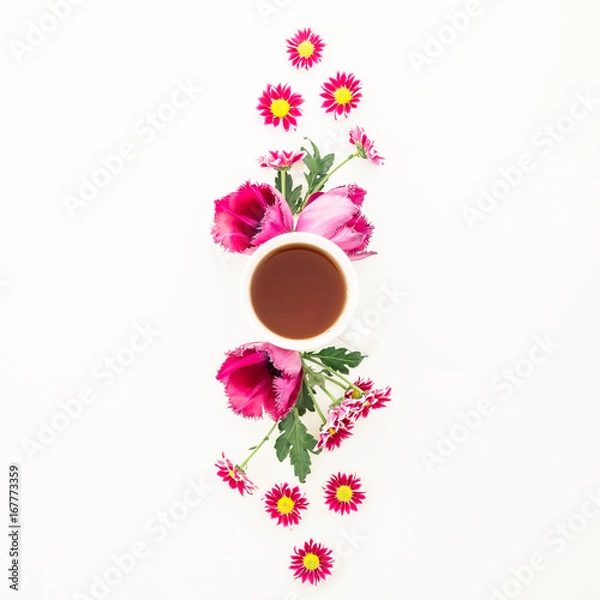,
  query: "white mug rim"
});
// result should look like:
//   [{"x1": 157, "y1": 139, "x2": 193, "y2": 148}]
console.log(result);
[{"x1": 241, "y1": 232, "x2": 358, "y2": 351}]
